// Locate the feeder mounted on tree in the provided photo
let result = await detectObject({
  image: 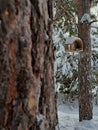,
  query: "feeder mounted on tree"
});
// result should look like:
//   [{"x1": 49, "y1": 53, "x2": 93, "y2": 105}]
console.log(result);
[{"x1": 64, "y1": 37, "x2": 83, "y2": 52}]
